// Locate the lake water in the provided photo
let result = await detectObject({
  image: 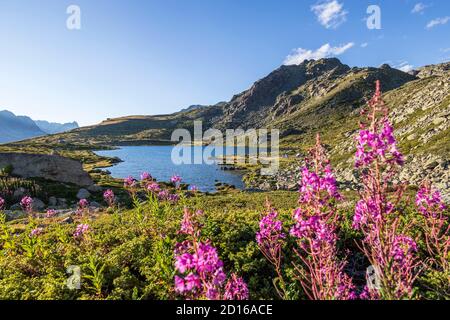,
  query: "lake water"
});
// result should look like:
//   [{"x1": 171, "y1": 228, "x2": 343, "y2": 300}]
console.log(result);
[{"x1": 94, "y1": 146, "x2": 245, "y2": 192}]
